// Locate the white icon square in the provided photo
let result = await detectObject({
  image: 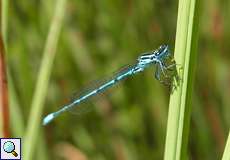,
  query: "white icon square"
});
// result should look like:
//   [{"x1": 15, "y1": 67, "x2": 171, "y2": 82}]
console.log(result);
[{"x1": 0, "y1": 138, "x2": 21, "y2": 160}]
